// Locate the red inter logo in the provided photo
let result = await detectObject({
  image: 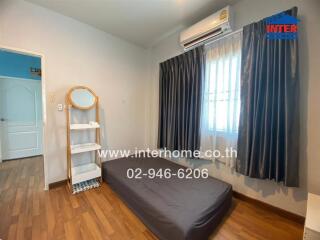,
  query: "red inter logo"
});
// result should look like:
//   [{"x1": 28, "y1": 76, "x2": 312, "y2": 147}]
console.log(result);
[{"x1": 265, "y1": 13, "x2": 299, "y2": 40}]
